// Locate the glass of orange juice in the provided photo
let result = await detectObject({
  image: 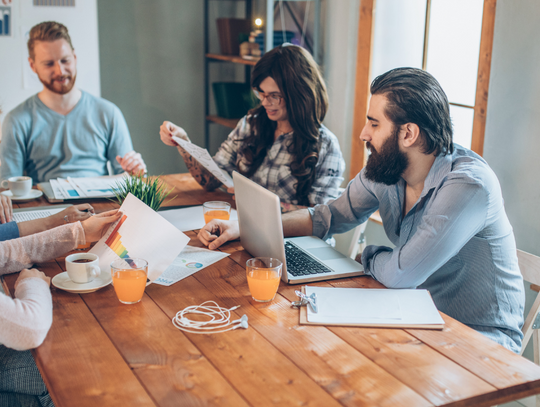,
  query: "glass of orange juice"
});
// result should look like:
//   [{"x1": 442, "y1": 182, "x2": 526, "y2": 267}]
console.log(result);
[
  {"x1": 246, "y1": 257, "x2": 282, "y2": 302},
  {"x1": 111, "y1": 258, "x2": 148, "y2": 304},
  {"x1": 203, "y1": 201, "x2": 231, "y2": 224}
]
